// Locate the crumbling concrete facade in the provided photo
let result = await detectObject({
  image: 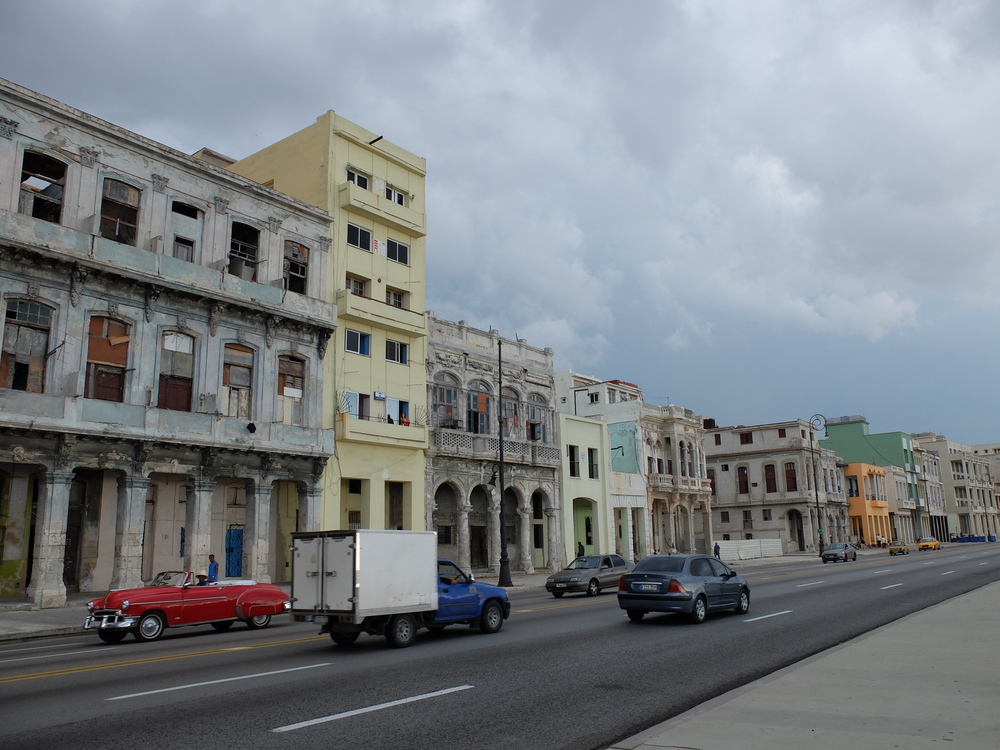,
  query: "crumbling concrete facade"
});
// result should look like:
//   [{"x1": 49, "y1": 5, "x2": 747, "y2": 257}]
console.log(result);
[
  {"x1": 426, "y1": 315, "x2": 562, "y2": 574},
  {"x1": 0, "y1": 78, "x2": 335, "y2": 606}
]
